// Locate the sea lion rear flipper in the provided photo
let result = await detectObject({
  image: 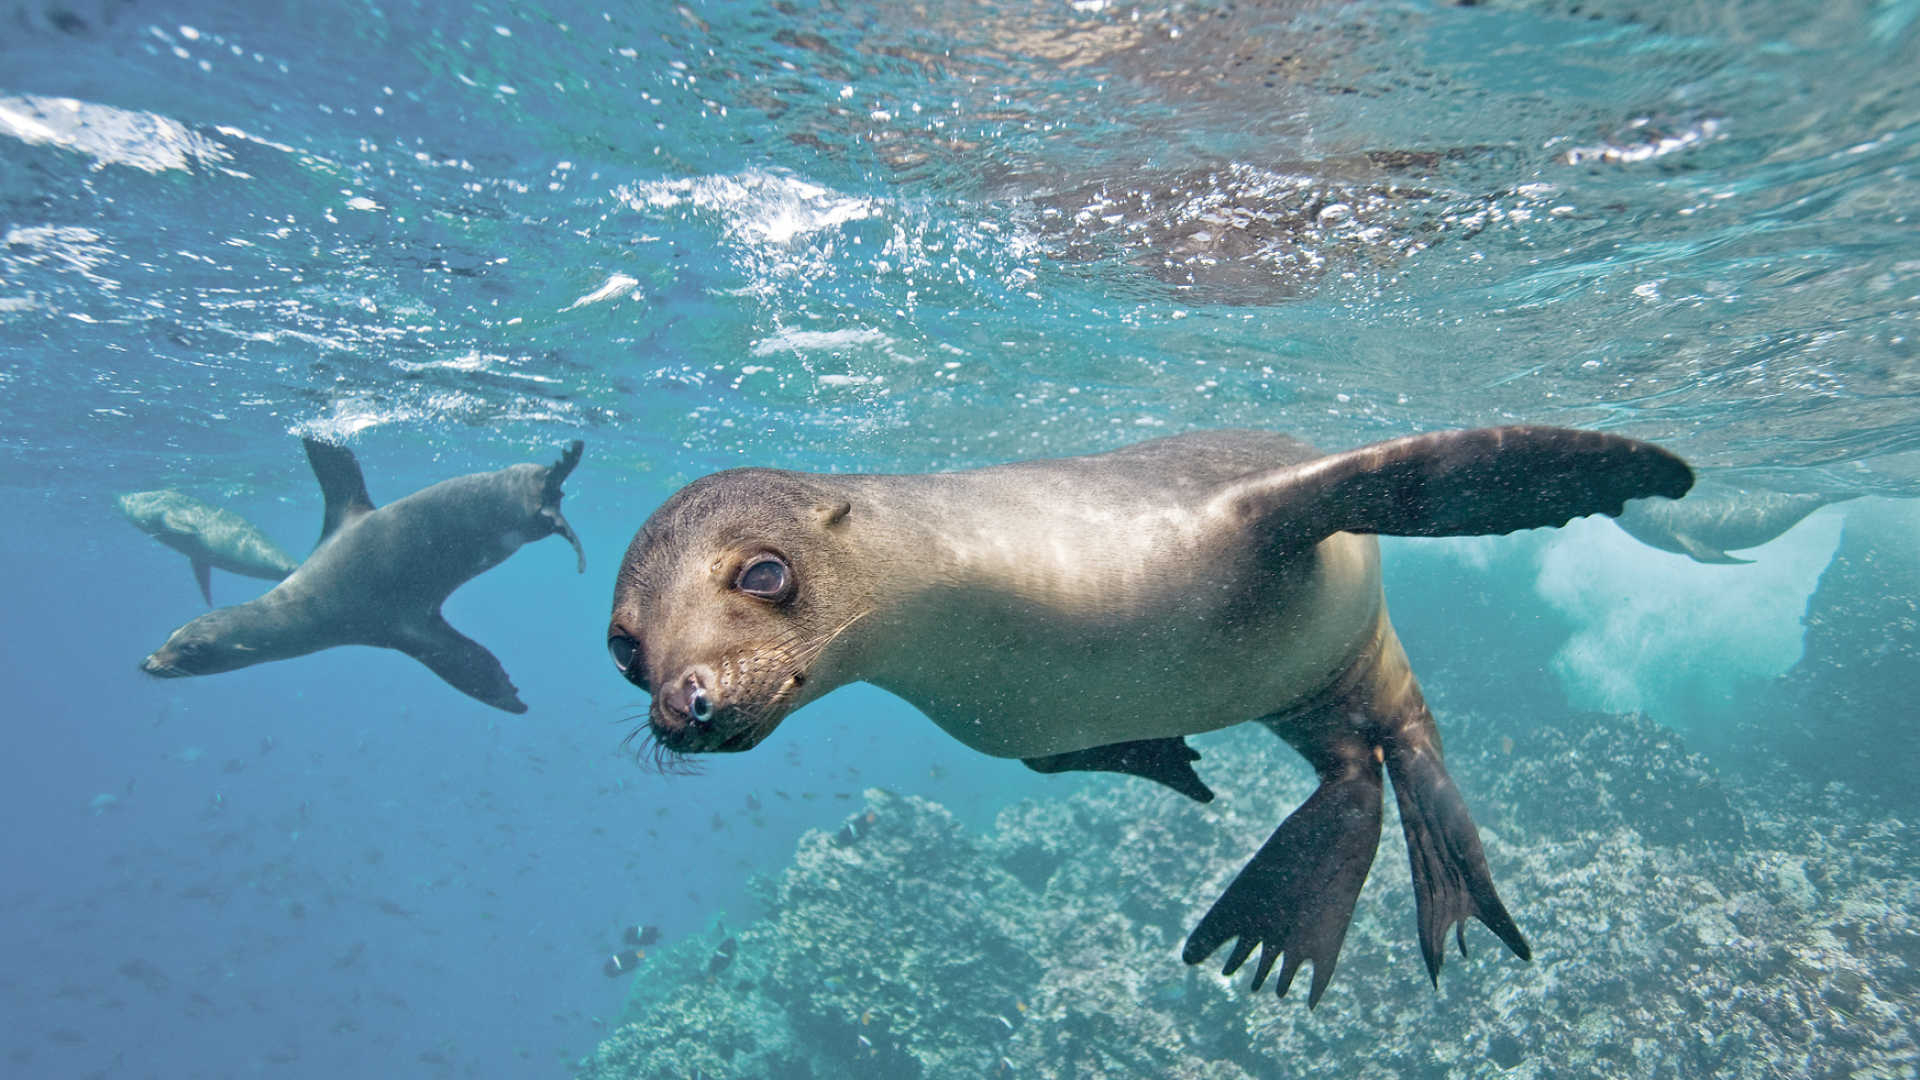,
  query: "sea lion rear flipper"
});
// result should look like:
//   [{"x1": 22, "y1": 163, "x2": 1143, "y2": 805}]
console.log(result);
[
  {"x1": 1218, "y1": 426, "x2": 1694, "y2": 550},
  {"x1": 303, "y1": 438, "x2": 376, "y2": 548},
  {"x1": 1182, "y1": 743, "x2": 1381, "y2": 1006},
  {"x1": 1383, "y1": 737, "x2": 1532, "y2": 981},
  {"x1": 191, "y1": 557, "x2": 213, "y2": 605},
  {"x1": 393, "y1": 614, "x2": 528, "y2": 714},
  {"x1": 1021, "y1": 737, "x2": 1215, "y2": 803},
  {"x1": 542, "y1": 441, "x2": 587, "y2": 573}
]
